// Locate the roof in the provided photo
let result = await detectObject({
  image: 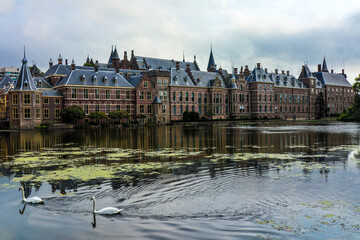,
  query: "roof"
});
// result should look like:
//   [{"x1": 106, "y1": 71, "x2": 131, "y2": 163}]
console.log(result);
[
  {"x1": 313, "y1": 72, "x2": 352, "y2": 87},
  {"x1": 246, "y1": 67, "x2": 274, "y2": 83},
  {"x1": 207, "y1": 48, "x2": 216, "y2": 70},
  {"x1": 30, "y1": 64, "x2": 41, "y2": 76},
  {"x1": 108, "y1": 46, "x2": 114, "y2": 64},
  {"x1": 170, "y1": 68, "x2": 195, "y2": 87},
  {"x1": 135, "y1": 56, "x2": 199, "y2": 71},
  {"x1": 112, "y1": 47, "x2": 120, "y2": 60},
  {"x1": 0, "y1": 75, "x2": 13, "y2": 89},
  {"x1": 153, "y1": 96, "x2": 162, "y2": 104},
  {"x1": 298, "y1": 65, "x2": 315, "y2": 79},
  {"x1": 190, "y1": 70, "x2": 224, "y2": 87},
  {"x1": 43, "y1": 64, "x2": 71, "y2": 78},
  {"x1": 33, "y1": 77, "x2": 52, "y2": 89},
  {"x1": 55, "y1": 69, "x2": 134, "y2": 88},
  {"x1": 322, "y1": 57, "x2": 329, "y2": 72},
  {"x1": 41, "y1": 90, "x2": 63, "y2": 97},
  {"x1": 13, "y1": 54, "x2": 38, "y2": 91},
  {"x1": 128, "y1": 75, "x2": 143, "y2": 87}
]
